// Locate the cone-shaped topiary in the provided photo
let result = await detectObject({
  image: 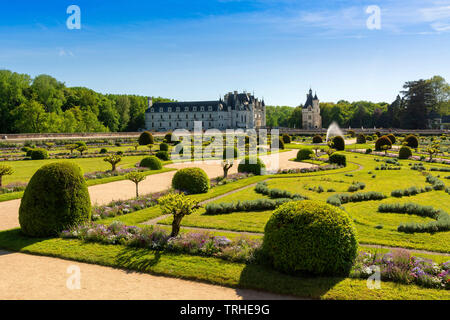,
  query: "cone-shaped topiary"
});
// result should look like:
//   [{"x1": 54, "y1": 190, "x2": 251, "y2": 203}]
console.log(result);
[
  {"x1": 140, "y1": 156, "x2": 163, "y2": 170},
  {"x1": 312, "y1": 135, "x2": 323, "y2": 144},
  {"x1": 238, "y1": 156, "x2": 266, "y2": 175},
  {"x1": 172, "y1": 167, "x2": 210, "y2": 194},
  {"x1": 332, "y1": 136, "x2": 345, "y2": 151},
  {"x1": 19, "y1": 162, "x2": 91, "y2": 237},
  {"x1": 398, "y1": 146, "x2": 412, "y2": 159},
  {"x1": 404, "y1": 134, "x2": 419, "y2": 149},
  {"x1": 296, "y1": 148, "x2": 314, "y2": 161},
  {"x1": 375, "y1": 135, "x2": 392, "y2": 151},
  {"x1": 138, "y1": 131, "x2": 154, "y2": 145},
  {"x1": 263, "y1": 200, "x2": 358, "y2": 276}
]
